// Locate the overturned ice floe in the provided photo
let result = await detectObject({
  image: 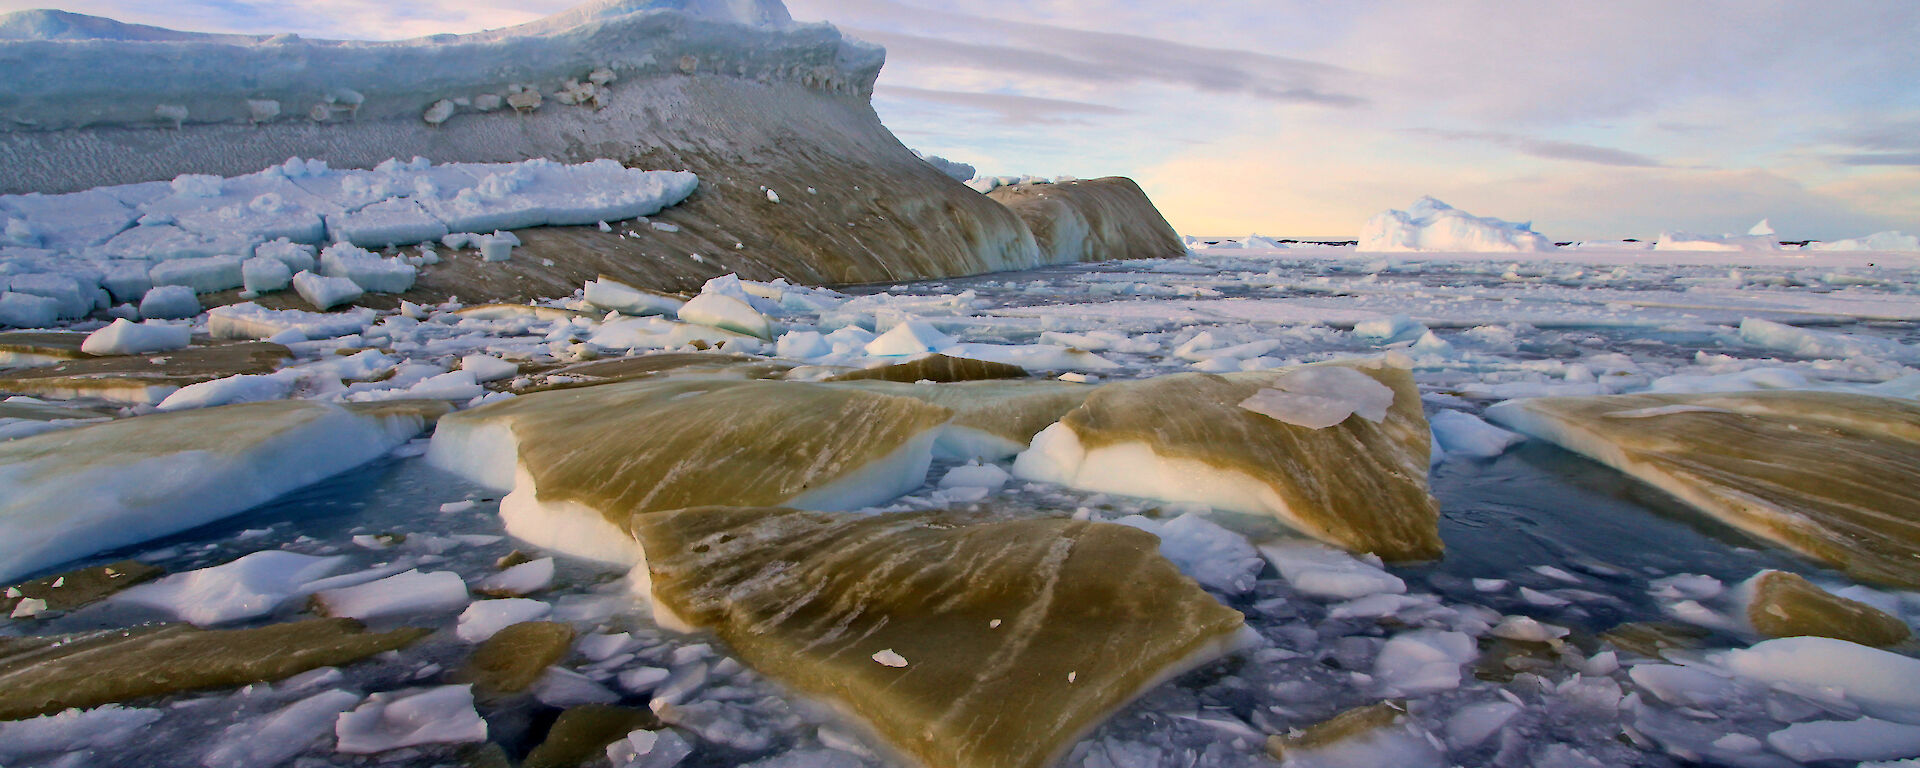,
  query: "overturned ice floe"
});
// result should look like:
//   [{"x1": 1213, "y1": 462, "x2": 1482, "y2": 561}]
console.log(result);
[
  {"x1": 1358, "y1": 197, "x2": 1553, "y2": 253},
  {"x1": 1487, "y1": 391, "x2": 1920, "y2": 588},
  {"x1": 425, "y1": 379, "x2": 954, "y2": 563},
  {"x1": 1014, "y1": 361, "x2": 1442, "y2": 561},
  {"x1": 629, "y1": 506, "x2": 1247, "y2": 768},
  {"x1": 0, "y1": 400, "x2": 437, "y2": 583}
]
